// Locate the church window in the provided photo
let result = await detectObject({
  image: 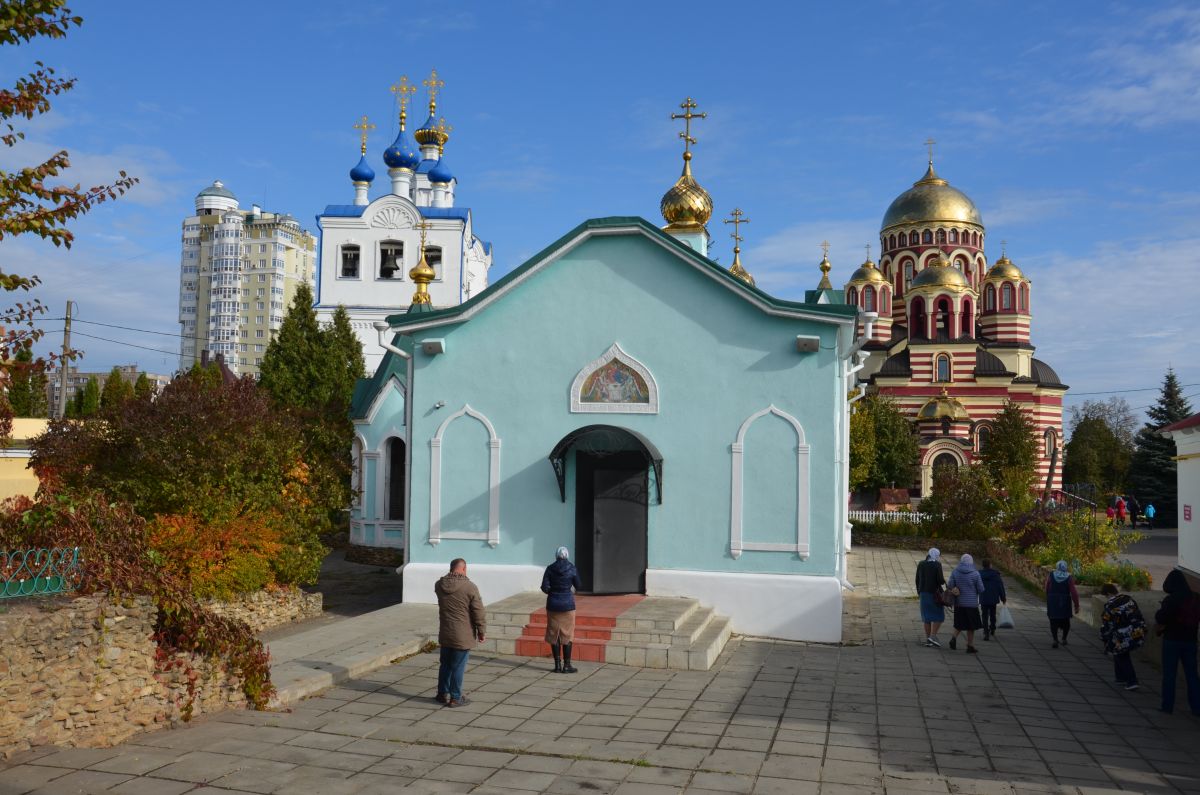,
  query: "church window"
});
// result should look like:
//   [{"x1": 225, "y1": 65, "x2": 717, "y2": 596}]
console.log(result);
[
  {"x1": 949, "y1": 229, "x2": 959, "y2": 244},
  {"x1": 972, "y1": 232, "x2": 979, "y2": 246},
  {"x1": 936, "y1": 229, "x2": 947, "y2": 244},
  {"x1": 425, "y1": 246, "x2": 443, "y2": 279},
  {"x1": 922, "y1": 230, "x2": 933, "y2": 244},
  {"x1": 1044, "y1": 428, "x2": 1057, "y2": 456},
  {"x1": 847, "y1": 286, "x2": 858, "y2": 306},
  {"x1": 881, "y1": 287, "x2": 891, "y2": 315},
  {"x1": 903, "y1": 262, "x2": 914, "y2": 291},
  {"x1": 340, "y1": 245, "x2": 360, "y2": 278},
  {"x1": 379, "y1": 241, "x2": 403, "y2": 279},
  {"x1": 387, "y1": 438, "x2": 406, "y2": 521},
  {"x1": 960, "y1": 298, "x2": 973, "y2": 336},
  {"x1": 985, "y1": 284, "x2": 996, "y2": 311},
  {"x1": 888, "y1": 234, "x2": 897, "y2": 250},
  {"x1": 977, "y1": 426, "x2": 991, "y2": 452},
  {"x1": 941, "y1": 418, "x2": 952, "y2": 436},
  {"x1": 909, "y1": 231, "x2": 919, "y2": 246},
  {"x1": 864, "y1": 285, "x2": 876, "y2": 312},
  {"x1": 1001, "y1": 282, "x2": 1014, "y2": 310},
  {"x1": 936, "y1": 354, "x2": 951, "y2": 382},
  {"x1": 1019, "y1": 283, "x2": 1029, "y2": 311}
]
